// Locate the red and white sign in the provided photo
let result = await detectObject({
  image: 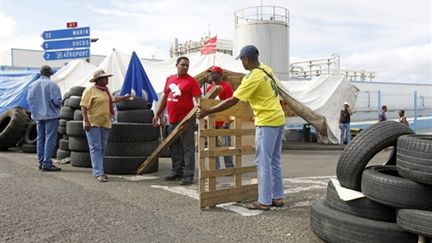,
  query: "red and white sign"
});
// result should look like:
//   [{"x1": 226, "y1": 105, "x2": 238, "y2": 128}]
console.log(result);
[
  {"x1": 67, "y1": 22, "x2": 78, "y2": 28},
  {"x1": 200, "y1": 36, "x2": 217, "y2": 55}
]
